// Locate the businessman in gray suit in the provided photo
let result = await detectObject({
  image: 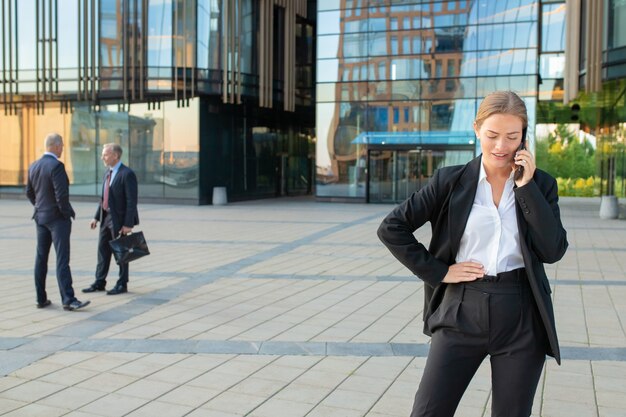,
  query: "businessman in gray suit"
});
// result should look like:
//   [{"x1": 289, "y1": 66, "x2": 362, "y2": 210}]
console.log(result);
[
  {"x1": 26, "y1": 133, "x2": 90, "y2": 311},
  {"x1": 83, "y1": 143, "x2": 139, "y2": 295}
]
